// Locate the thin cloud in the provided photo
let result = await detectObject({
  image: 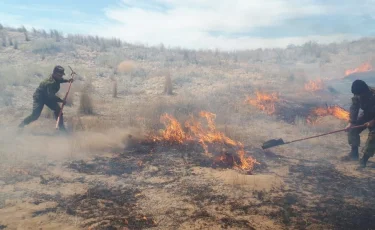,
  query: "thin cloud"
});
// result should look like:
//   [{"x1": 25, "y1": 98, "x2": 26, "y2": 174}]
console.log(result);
[
  {"x1": 0, "y1": 0, "x2": 372, "y2": 50},
  {"x1": 91, "y1": 0, "x2": 361, "y2": 50},
  {"x1": 0, "y1": 2, "x2": 87, "y2": 16},
  {"x1": 106, "y1": 0, "x2": 327, "y2": 32}
]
